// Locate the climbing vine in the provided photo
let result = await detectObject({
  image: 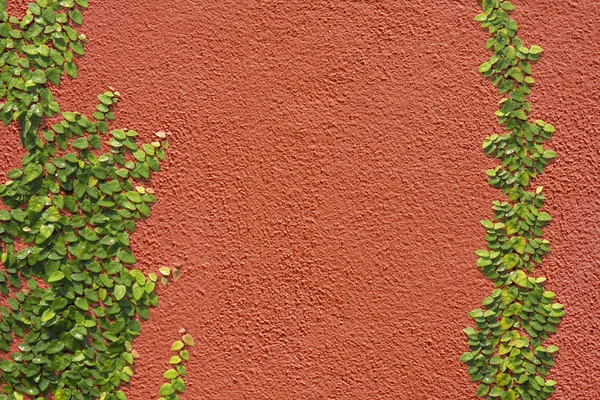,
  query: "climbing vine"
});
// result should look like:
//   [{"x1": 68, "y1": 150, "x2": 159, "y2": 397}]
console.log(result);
[
  {"x1": 0, "y1": 1, "x2": 190, "y2": 399},
  {"x1": 461, "y1": 1, "x2": 564, "y2": 400},
  {"x1": 157, "y1": 333, "x2": 194, "y2": 400}
]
